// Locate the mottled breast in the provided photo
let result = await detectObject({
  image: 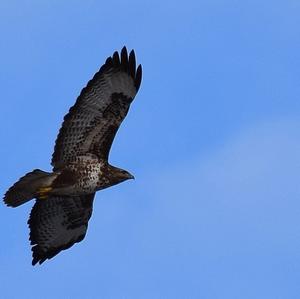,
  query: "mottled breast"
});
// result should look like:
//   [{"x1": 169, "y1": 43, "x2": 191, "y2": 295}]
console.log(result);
[{"x1": 64, "y1": 154, "x2": 102, "y2": 194}]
